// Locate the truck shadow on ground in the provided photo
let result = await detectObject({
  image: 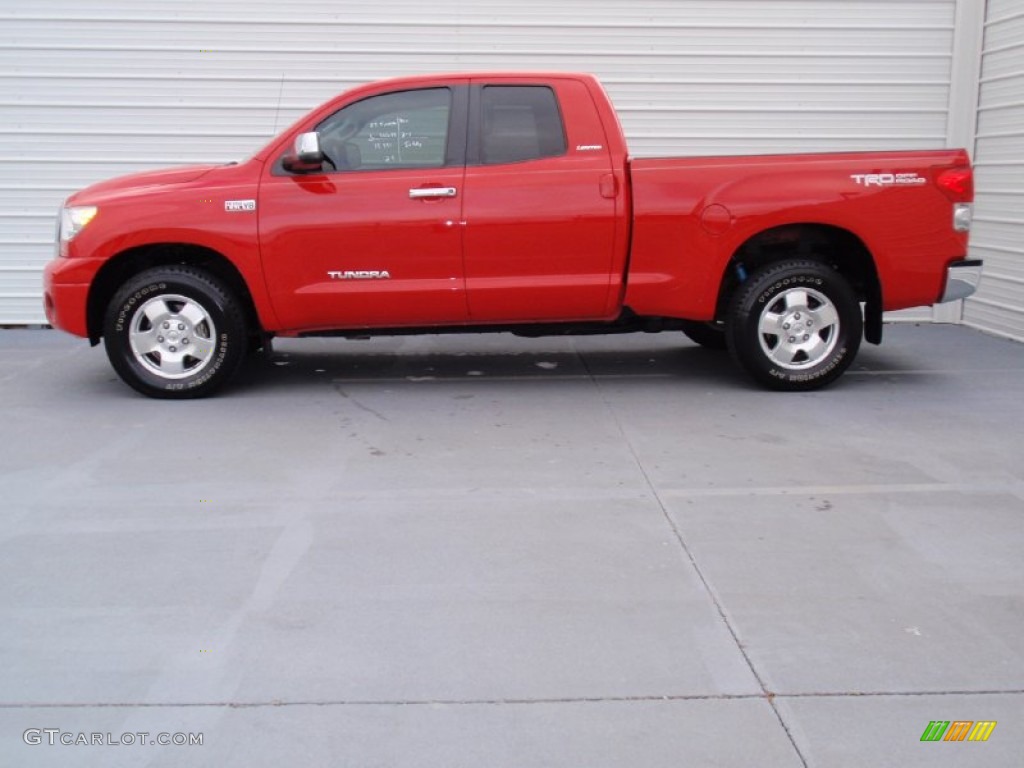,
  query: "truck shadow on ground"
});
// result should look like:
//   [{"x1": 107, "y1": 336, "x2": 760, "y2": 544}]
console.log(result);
[
  {"x1": 226, "y1": 337, "x2": 926, "y2": 396},
  {"x1": 56, "y1": 331, "x2": 945, "y2": 400},
  {"x1": 233, "y1": 342, "x2": 743, "y2": 393}
]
